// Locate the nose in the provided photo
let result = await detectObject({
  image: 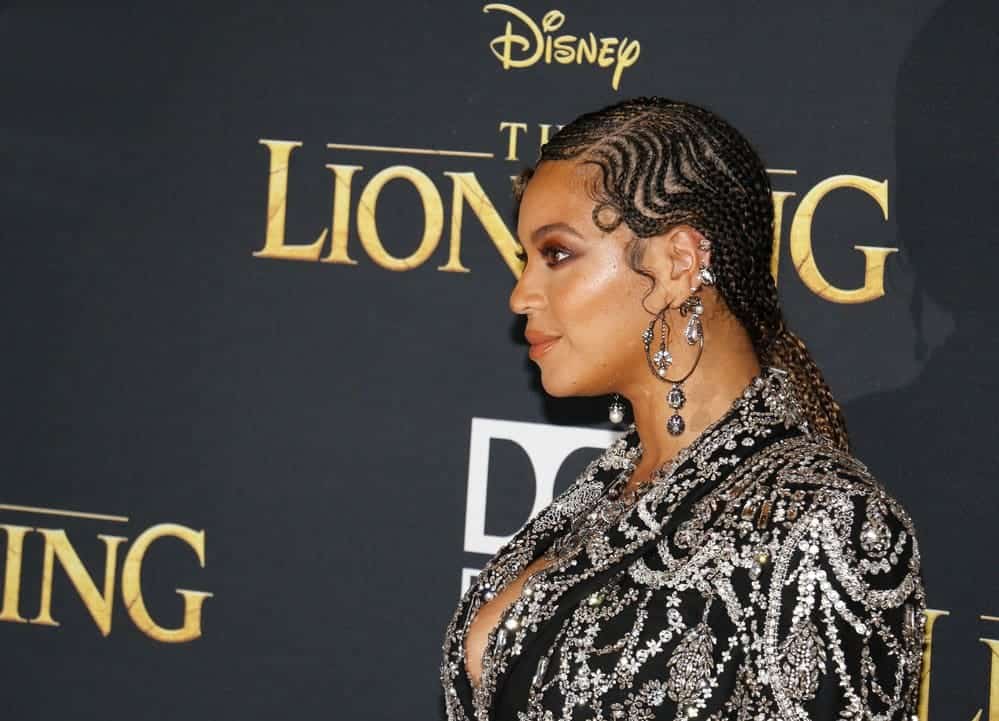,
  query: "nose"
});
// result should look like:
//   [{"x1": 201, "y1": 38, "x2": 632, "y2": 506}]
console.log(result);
[{"x1": 509, "y1": 262, "x2": 544, "y2": 316}]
